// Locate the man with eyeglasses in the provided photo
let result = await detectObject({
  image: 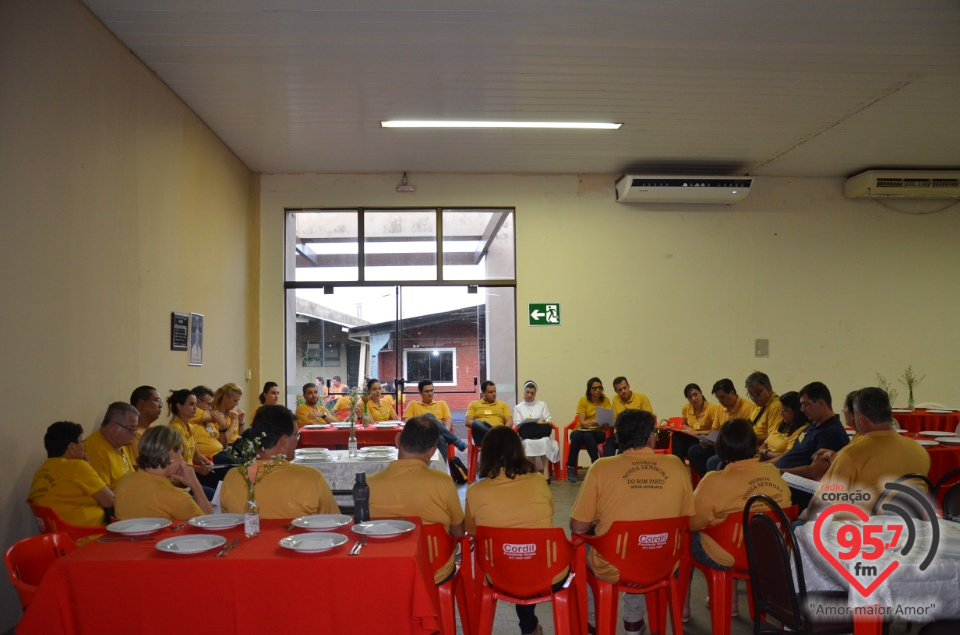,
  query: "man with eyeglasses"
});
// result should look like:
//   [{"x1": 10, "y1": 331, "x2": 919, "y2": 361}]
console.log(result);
[
  {"x1": 129, "y1": 385, "x2": 162, "y2": 459},
  {"x1": 84, "y1": 402, "x2": 139, "y2": 490},
  {"x1": 700, "y1": 372, "x2": 783, "y2": 474}
]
